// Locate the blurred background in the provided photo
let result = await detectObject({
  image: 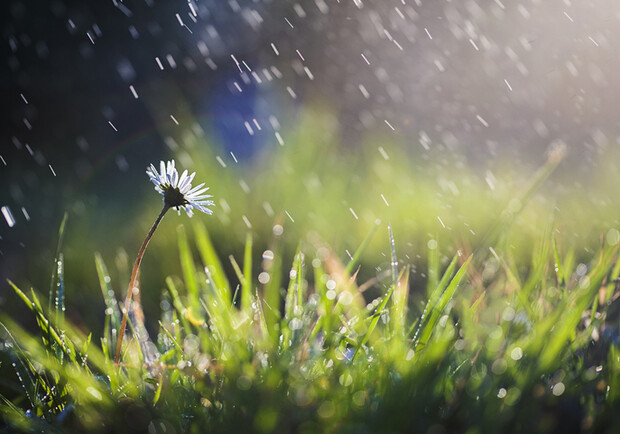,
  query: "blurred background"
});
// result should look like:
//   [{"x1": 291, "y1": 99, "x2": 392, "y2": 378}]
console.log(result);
[{"x1": 2, "y1": 0, "x2": 620, "y2": 331}]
